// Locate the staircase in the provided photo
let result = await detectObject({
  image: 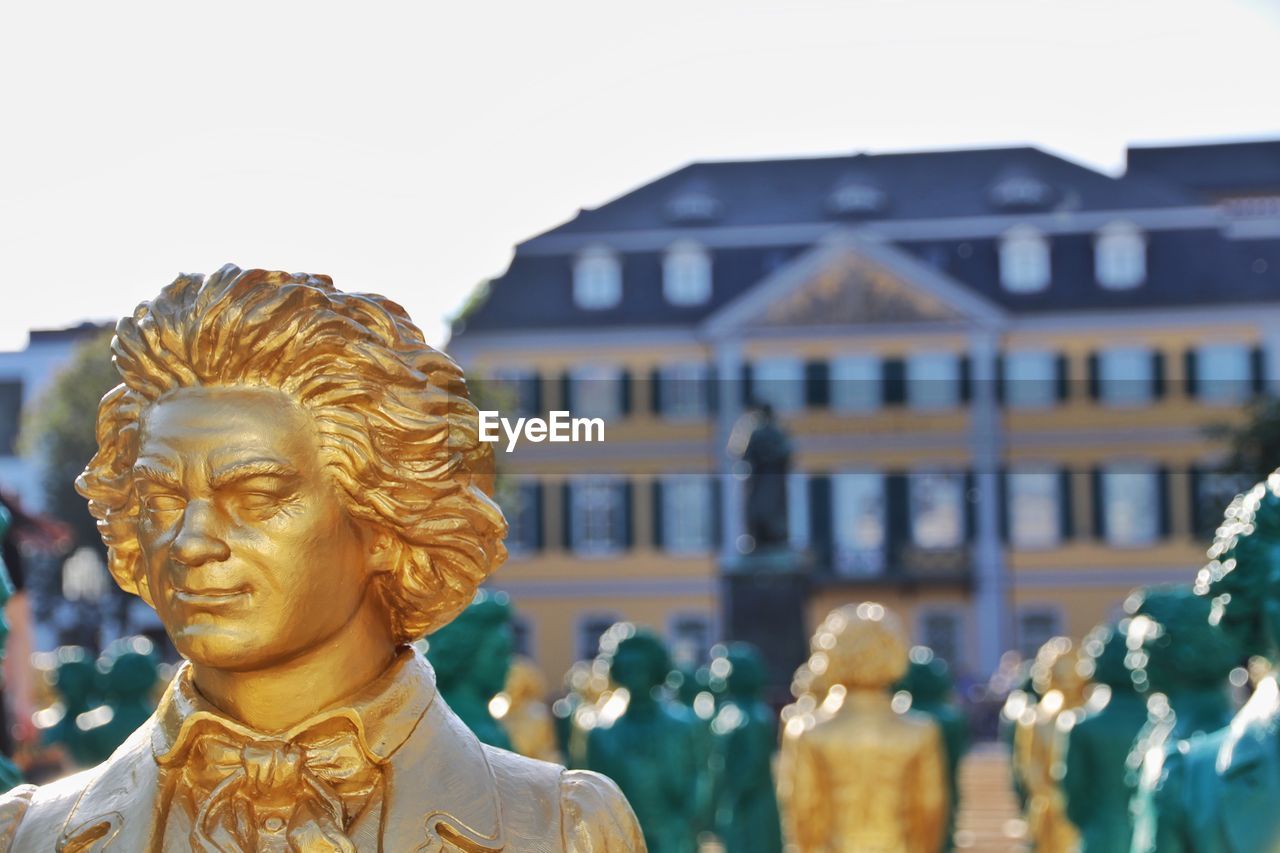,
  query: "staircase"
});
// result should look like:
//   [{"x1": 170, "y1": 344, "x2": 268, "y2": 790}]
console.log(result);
[{"x1": 953, "y1": 742, "x2": 1029, "y2": 852}]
